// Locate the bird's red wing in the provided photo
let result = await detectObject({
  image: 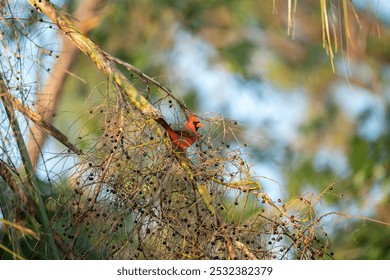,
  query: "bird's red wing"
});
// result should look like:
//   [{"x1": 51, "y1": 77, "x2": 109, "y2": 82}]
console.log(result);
[{"x1": 172, "y1": 128, "x2": 197, "y2": 150}]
